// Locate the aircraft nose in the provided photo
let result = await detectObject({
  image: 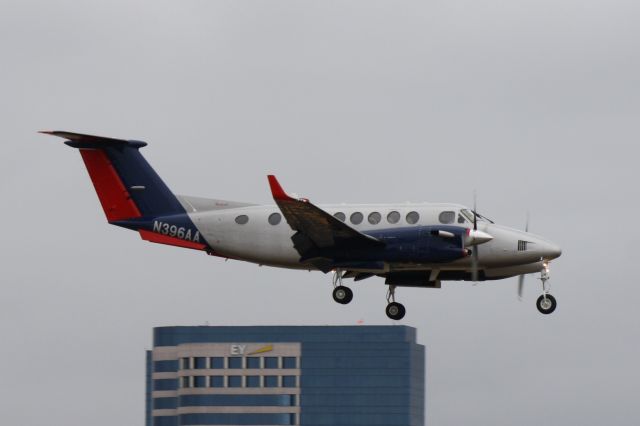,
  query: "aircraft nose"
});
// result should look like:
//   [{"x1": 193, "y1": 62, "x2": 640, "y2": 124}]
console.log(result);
[{"x1": 543, "y1": 242, "x2": 562, "y2": 260}]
